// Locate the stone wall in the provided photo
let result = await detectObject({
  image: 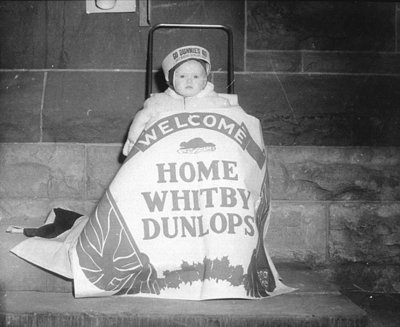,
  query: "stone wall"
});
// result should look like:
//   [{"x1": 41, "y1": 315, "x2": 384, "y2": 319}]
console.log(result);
[
  {"x1": 1, "y1": 144, "x2": 399, "y2": 293},
  {"x1": 1, "y1": 1, "x2": 400, "y2": 293}
]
